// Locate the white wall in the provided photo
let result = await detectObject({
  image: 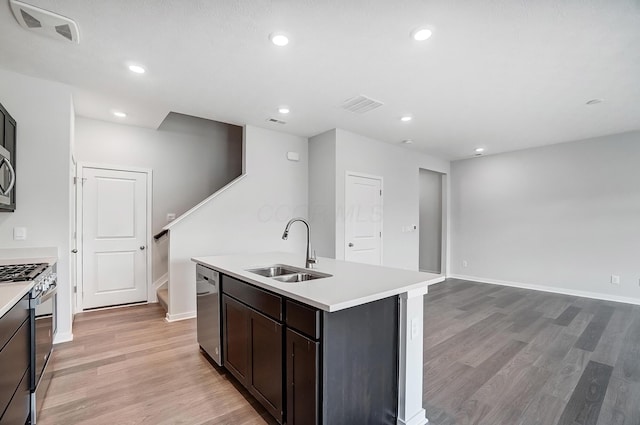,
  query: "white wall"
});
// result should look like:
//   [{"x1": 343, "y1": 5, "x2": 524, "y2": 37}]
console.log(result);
[
  {"x1": 74, "y1": 116, "x2": 242, "y2": 282},
  {"x1": 419, "y1": 169, "x2": 443, "y2": 273},
  {"x1": 0, "y1": 69, "x2": 73, "y2": 341},
  {"x1": 334, "y1": 129, "x2": 450, "y2": 271},
  {"x1": 450, "y1": 131, "x2": 640, "y2": 303},
  {"x1": 167, "y1": 125, "x2": 308, "y2": 320},
  {"x1": 308, "y1": 130, "x2": 336, "y2": 258}
]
